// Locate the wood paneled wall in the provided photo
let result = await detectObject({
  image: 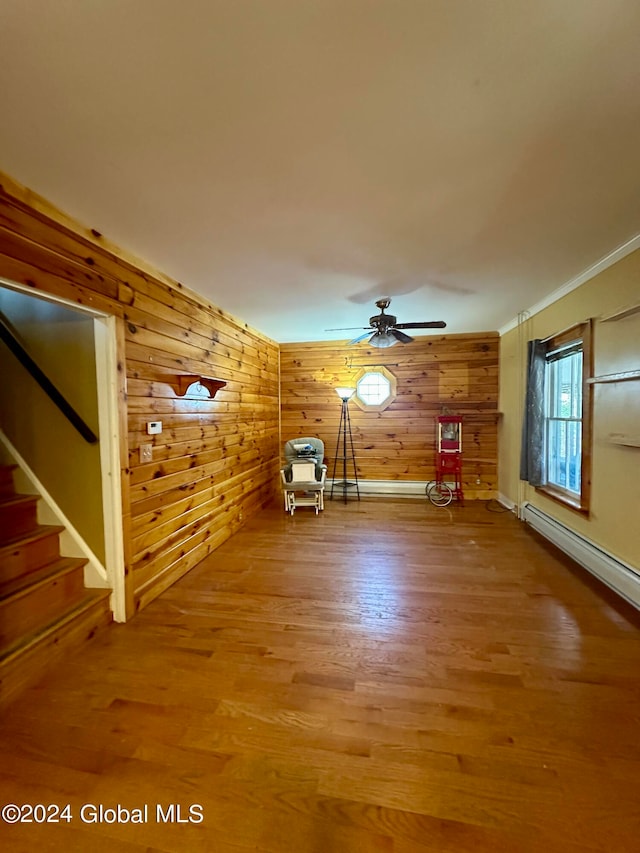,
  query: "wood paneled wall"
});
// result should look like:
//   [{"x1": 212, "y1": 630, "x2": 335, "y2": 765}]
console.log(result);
[
  {"x1": 0, "y1": 174, "x2": 280, "y2": 616},
  {"x1": 280, "y1": 334, "x2": 500, "y2": 498}
]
